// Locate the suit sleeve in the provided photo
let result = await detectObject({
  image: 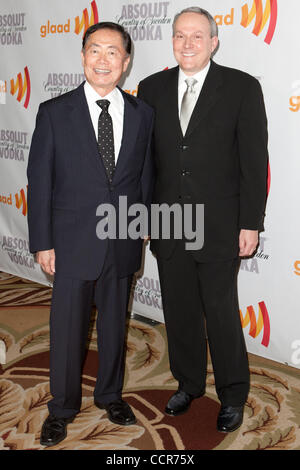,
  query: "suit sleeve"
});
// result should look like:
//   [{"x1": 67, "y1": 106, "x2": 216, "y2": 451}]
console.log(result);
[
  {"x1": 237, "y1": 78, "x2": 268, "y2": 231},
  {"x1": 27, "y1": 103, "x2": 54, "y2": 253},
  {"x1": 141, "y1": 109, "x2": 155, "y2": 209},
  {"x1": 137, "y1": 79, "x2": 151, "y2": 106},
  {"x1": 137, "y1": 80, "x2": 145, "y2": 100}
]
